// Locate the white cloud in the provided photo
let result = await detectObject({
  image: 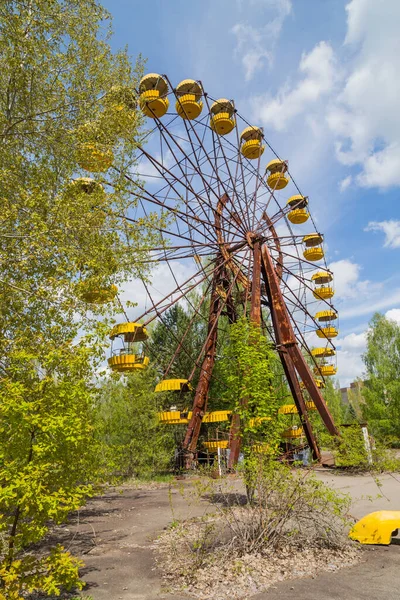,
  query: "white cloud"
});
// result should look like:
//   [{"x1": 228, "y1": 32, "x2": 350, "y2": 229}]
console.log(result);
[
  {"x1": 248, "y1": 0, "x2": 400, "y2": 190},
  {"x1": 327, "y1": 0, "x2": 400, "y2": 188},
  {"x1": 338, "y1": 331, "x2": 367, "y2": 351},
  {"x1": 365, "y1": 220, "x2": 400, "y2": 249},
  {"x1": 340, "y1": 288, "x2": 400, "y2": 320},
  {"x1": 232, "y1": 0, "x2": 292, "y2": 81},
  {"x1": 339, "y1": 175, "x2": 352, "y2": 192},
  {"x1": 336, "y1": 331, "x2": 367, "y2": 386},
  {"x1": 328, "y1": 259, "x2": 367, "y2": 300},
  {"x1": 252, "y1": 41, "x2": 337, "y2": 130},
  {"x1": 385, "y1": 308, "x2": 400, "y2": 324},
  {"x1": 327, "y1": 258, "x2": 400, "y2": 320}
]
